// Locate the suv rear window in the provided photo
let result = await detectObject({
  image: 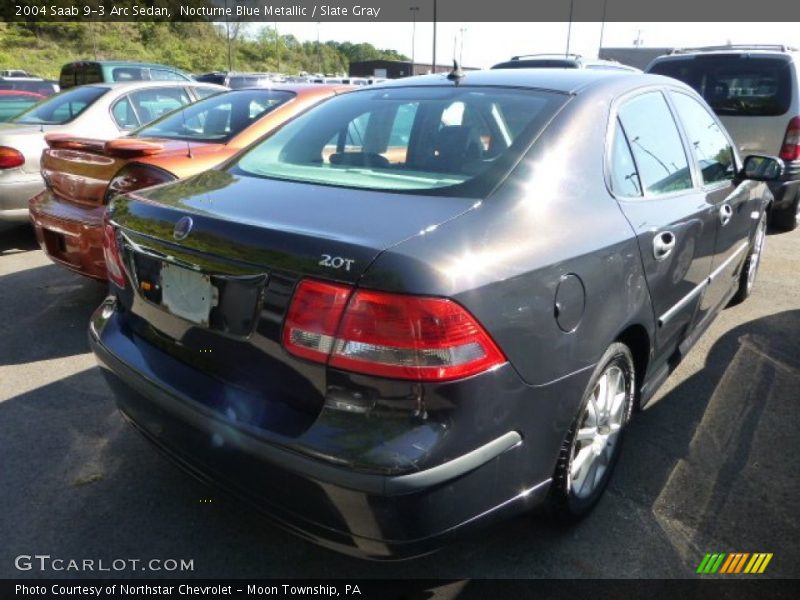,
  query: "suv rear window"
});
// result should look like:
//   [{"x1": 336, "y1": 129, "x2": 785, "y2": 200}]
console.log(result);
[
  {"x1": 649, "y1": 55, "x2": 793, "y2": 116},
  {"x1": 232, "y1": 86, "x2": 567, "y2": 197}
]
